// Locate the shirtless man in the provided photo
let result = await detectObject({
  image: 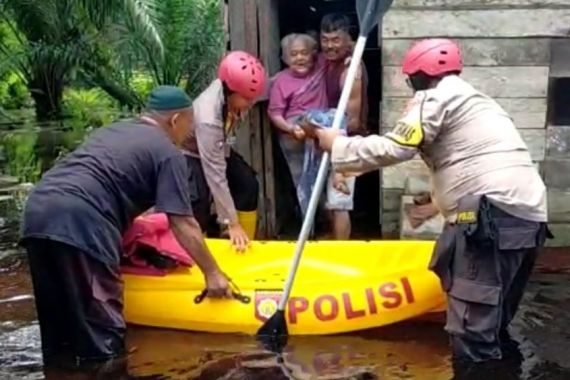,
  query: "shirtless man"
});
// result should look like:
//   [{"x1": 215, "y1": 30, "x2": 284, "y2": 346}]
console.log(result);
[{"x1": 320, "y1": 13, "x2": 369, "y2": 239}]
